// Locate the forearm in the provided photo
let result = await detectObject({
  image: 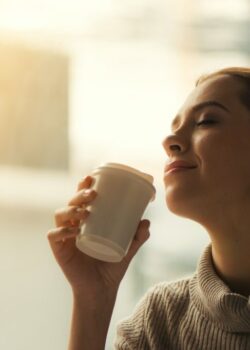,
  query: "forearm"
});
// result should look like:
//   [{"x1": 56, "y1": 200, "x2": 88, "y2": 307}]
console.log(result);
[{"x1": 68, "y1": 290, "x2": 118, "y2": 350}]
